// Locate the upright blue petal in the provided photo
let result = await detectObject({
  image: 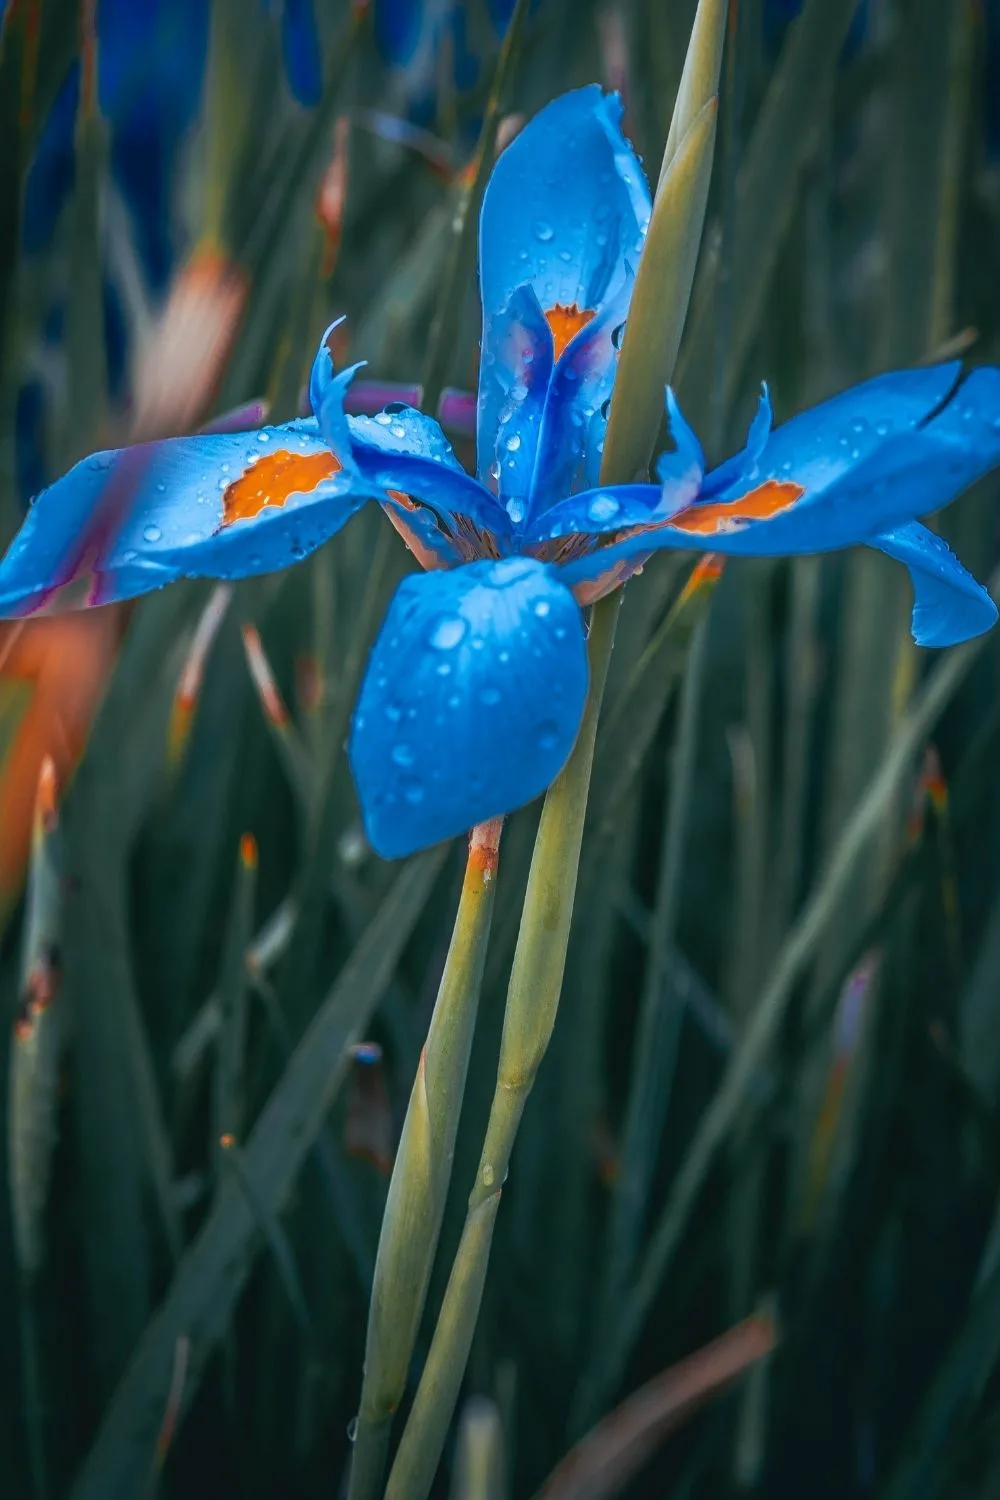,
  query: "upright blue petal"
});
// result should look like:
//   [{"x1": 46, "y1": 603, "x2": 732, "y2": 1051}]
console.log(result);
[
  {"x1": 873, "y1": 523, "x2": 998, "y2": 648},
  {"x1": 479, "y1": 87, "x2": 649, "y2": 323},
  {"x1": 526, "y1": 274, "x2": 633, "y2": 516},
  {"x1": 476, "y1": 284, "x2": 553, "y2": 512},
  {"x1": 0, "y1": 420, "x2": 367, "y2": 616},
  {"x1": 349, "y1": 557, "x2": 589, "y2": 857},
  {"x1": 477, "y1": 88, "x2": 650, "y2": 476},
  {"x1": 310, "y1": 334, "x2": 509, "y2": 539}
]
